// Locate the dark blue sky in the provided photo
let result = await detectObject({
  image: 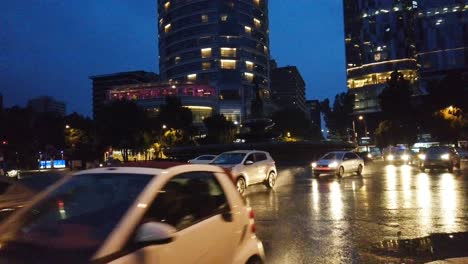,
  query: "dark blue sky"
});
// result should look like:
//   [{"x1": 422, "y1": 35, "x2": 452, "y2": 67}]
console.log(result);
[{"x1": 1, "y1": 0, "x2": 346, "y2": 117}]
